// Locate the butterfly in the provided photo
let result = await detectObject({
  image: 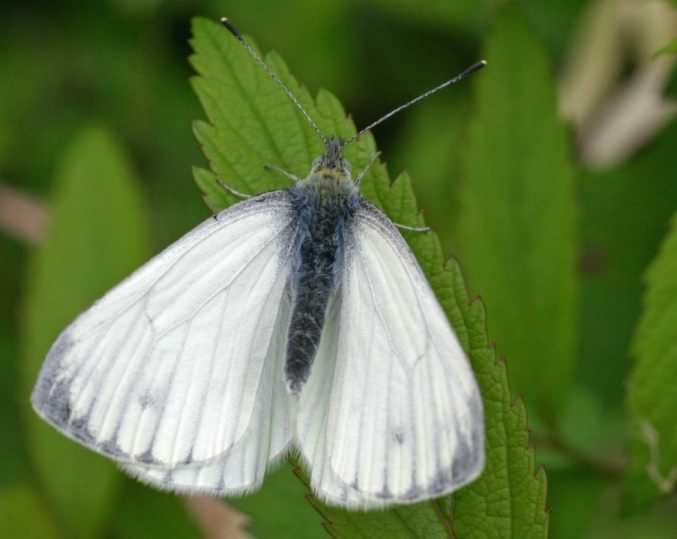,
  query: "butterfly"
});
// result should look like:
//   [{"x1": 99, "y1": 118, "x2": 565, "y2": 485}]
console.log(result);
[{"x1": 31, "y1": 18, "x2": 486, "y2": 509}]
